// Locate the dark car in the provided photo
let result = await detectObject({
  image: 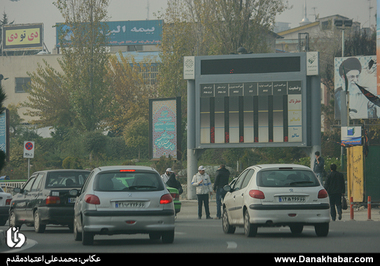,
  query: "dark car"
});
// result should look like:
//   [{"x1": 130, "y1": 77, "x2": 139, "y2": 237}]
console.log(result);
[{"x1": 9, "y1": 169, "x2": 90, "y2": 233}]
